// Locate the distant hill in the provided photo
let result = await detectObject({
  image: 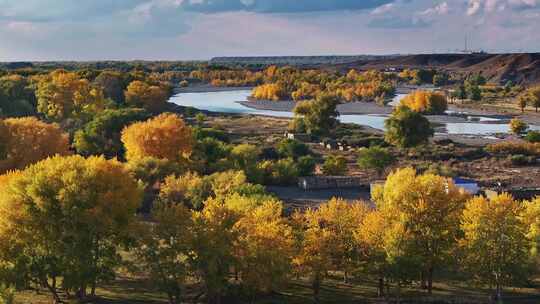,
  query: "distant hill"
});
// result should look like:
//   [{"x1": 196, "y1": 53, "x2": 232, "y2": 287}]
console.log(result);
[
  {"x1": 210, "y1": 55, "x2": 399, "y2": 67},
  {"x1": 341, "y1": 53, "x2": 540, "y2": 86}
]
